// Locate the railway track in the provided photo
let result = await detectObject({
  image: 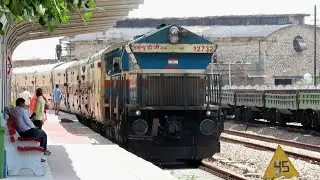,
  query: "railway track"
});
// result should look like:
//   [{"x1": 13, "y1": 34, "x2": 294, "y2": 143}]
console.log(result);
[
  {"x1": 225, "y1": 118, "x2": 320, "y2": 136},
  {"x1": 224, "y1": 129, "x2": 320, "y2": 152},
  {"x1": 220, "y1": 135, "x2": 320, "y2": 164},
  {"x1": 200, "y1": 162, "x2": 247, "y2": 180},
  {"x1": 162, "y1": 161, "x2": 247, "y2": 179}
]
